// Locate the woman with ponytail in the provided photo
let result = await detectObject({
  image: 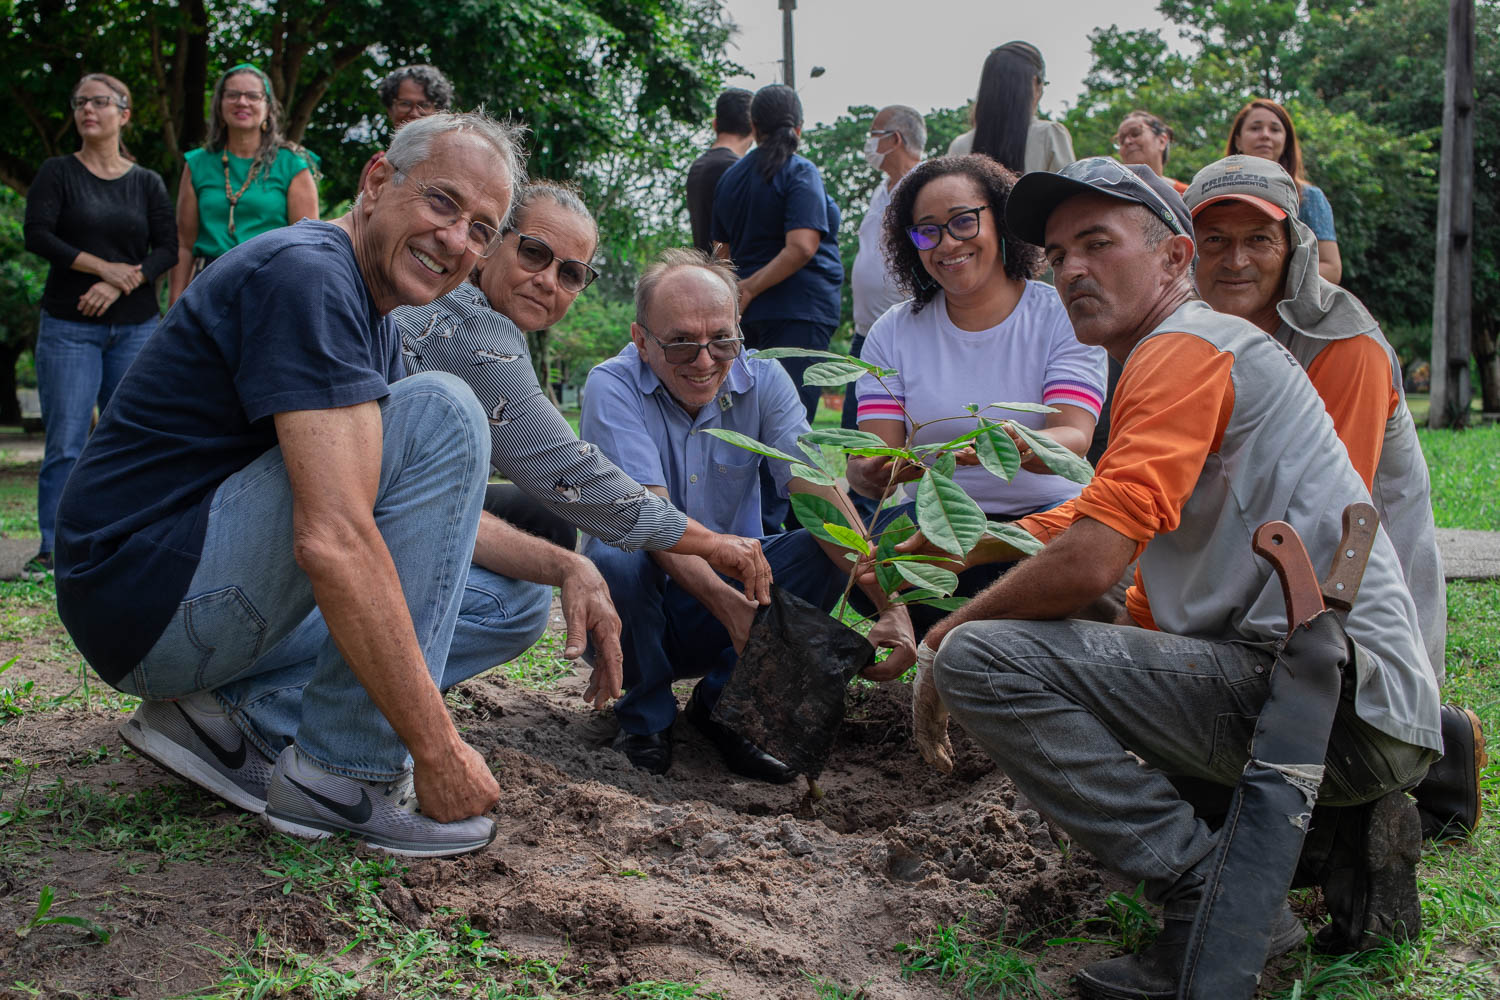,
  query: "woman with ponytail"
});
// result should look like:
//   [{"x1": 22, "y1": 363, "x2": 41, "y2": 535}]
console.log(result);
[
  {"x1": 22, "y1": 73, "x2": 177, "y2": 578},
  {"x1": 168, "y1": 63, "x2": 320, "y2": 303},
  {"x1": 711, "y1": 84, "x2": 843, "y2": 427}
]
